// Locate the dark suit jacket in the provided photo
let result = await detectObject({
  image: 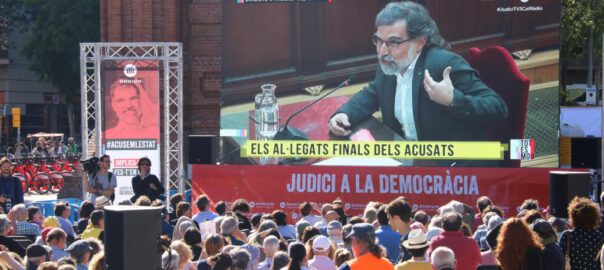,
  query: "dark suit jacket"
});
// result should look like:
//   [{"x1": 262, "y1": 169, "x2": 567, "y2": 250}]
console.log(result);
[{"x1": 335, "y1": 47, "x2": 508, "y2": 166}]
